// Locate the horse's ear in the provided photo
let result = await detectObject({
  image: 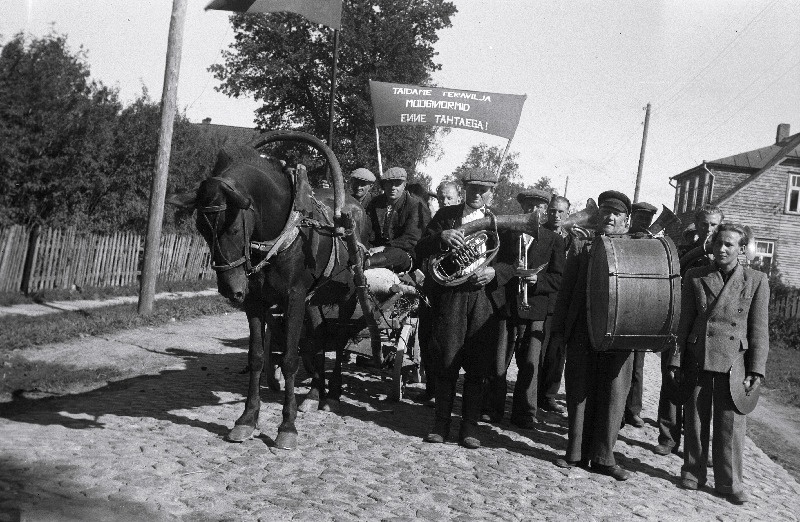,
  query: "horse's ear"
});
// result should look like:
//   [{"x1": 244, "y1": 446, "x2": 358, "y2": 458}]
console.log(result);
[
  {"x1": 167, "y1": 191, "x2": 198, "y2": 210},
  {"x1": 220, "y1": 182, "x2": 252, "y2": 209}
]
